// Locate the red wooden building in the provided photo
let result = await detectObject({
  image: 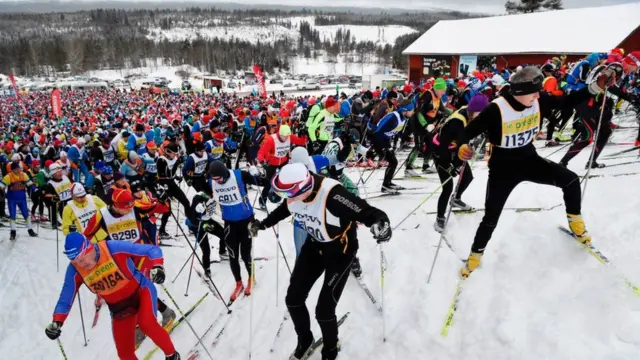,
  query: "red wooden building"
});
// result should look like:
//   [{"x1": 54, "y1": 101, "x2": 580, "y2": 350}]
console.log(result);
[{"x1": 402, "y1": 3, "x2": 640, "y2": 84}]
